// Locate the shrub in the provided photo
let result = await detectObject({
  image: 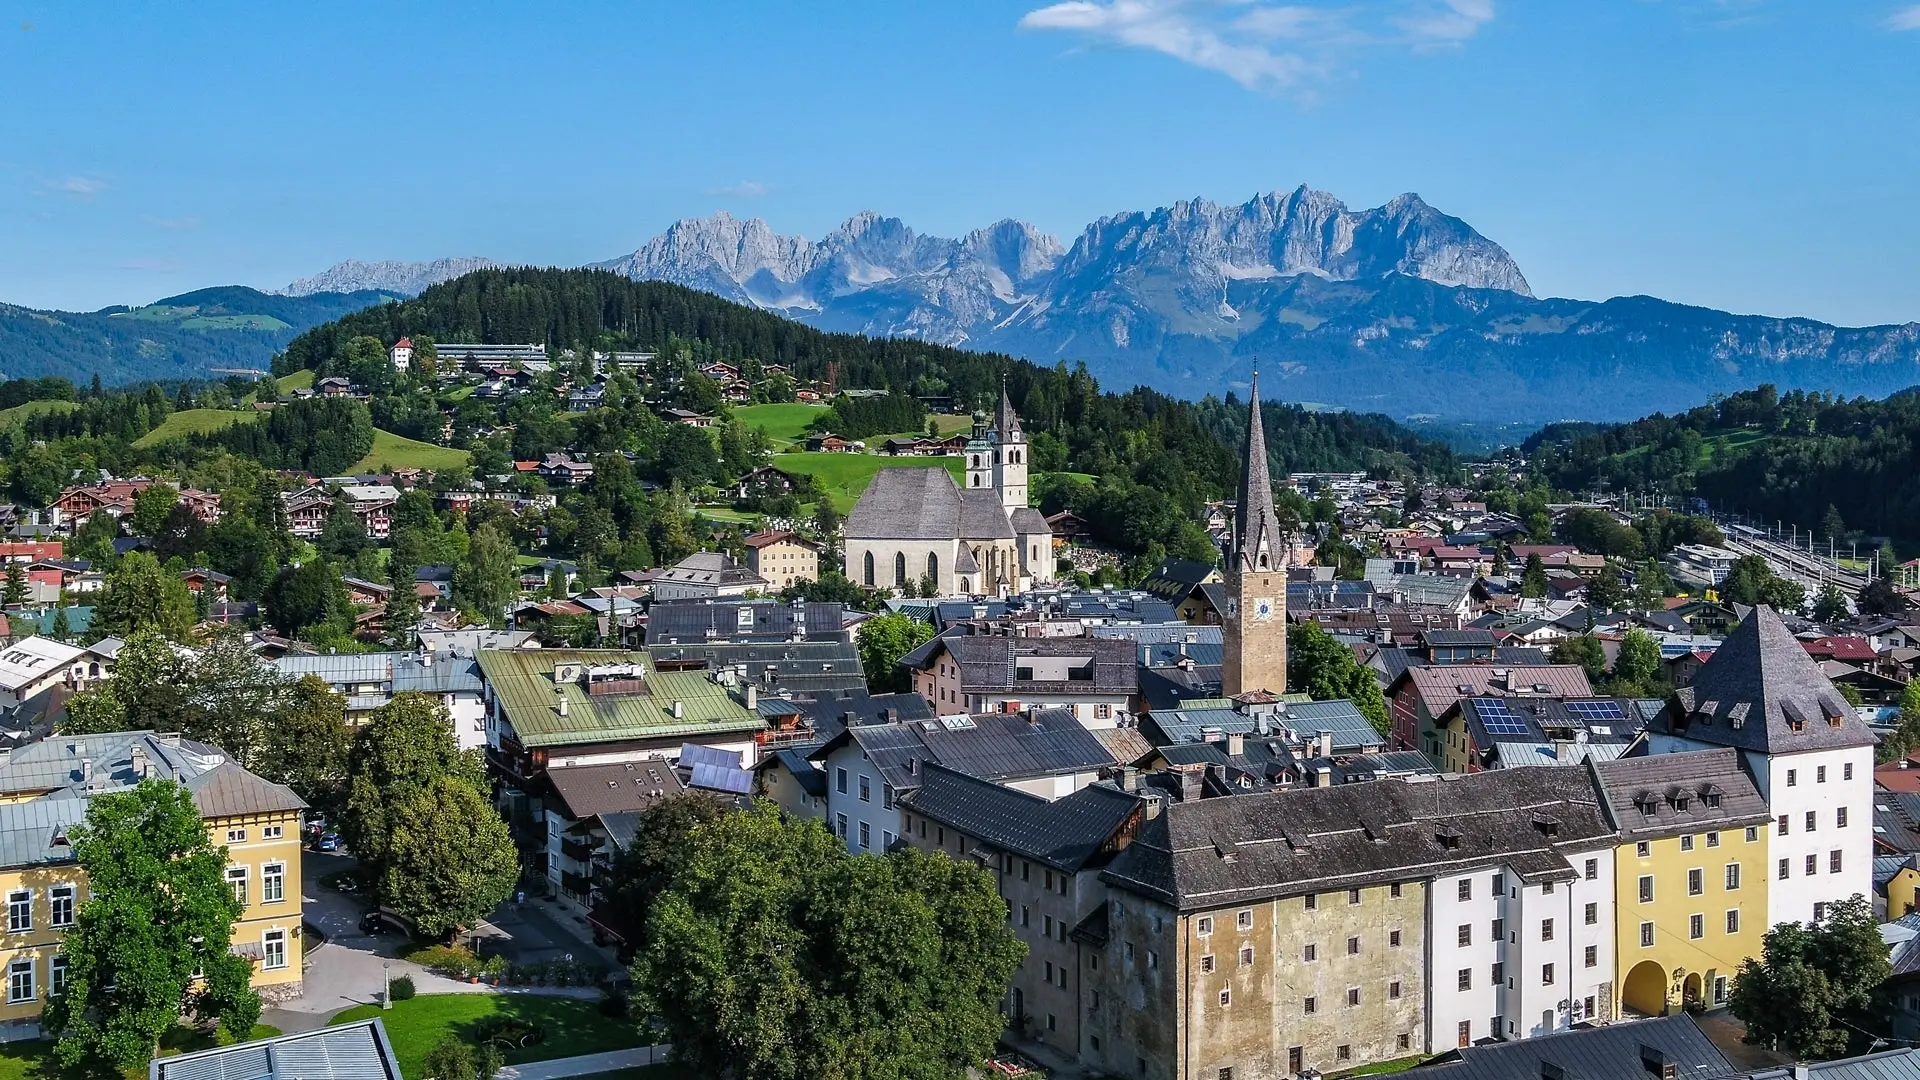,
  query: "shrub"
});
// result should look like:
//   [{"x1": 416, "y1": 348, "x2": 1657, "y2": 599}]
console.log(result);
[
  {"x1": 599, "y1": 989, "x2": 630, "y2": 1019},
  {"x1": 389, "y1": 975, "x2": 416, "y2": 1002},
  {"x1": 406, "y1": 944, "x2": 479, "y2": 977}
]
